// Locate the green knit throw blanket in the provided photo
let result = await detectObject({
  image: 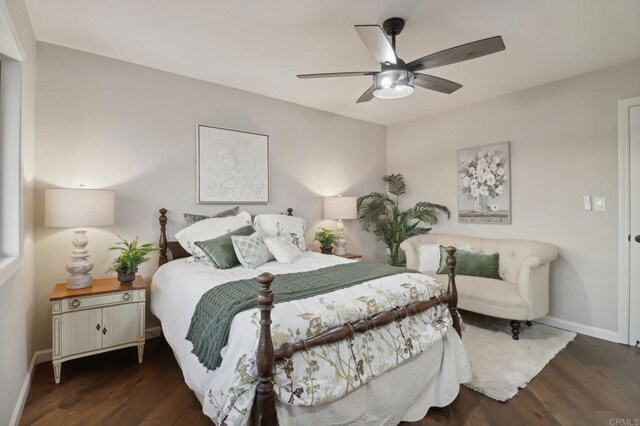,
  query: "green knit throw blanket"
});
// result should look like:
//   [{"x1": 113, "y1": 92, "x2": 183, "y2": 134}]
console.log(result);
[{"x1": 186, "y1": 261, "x2": 415, "y2": 370}]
